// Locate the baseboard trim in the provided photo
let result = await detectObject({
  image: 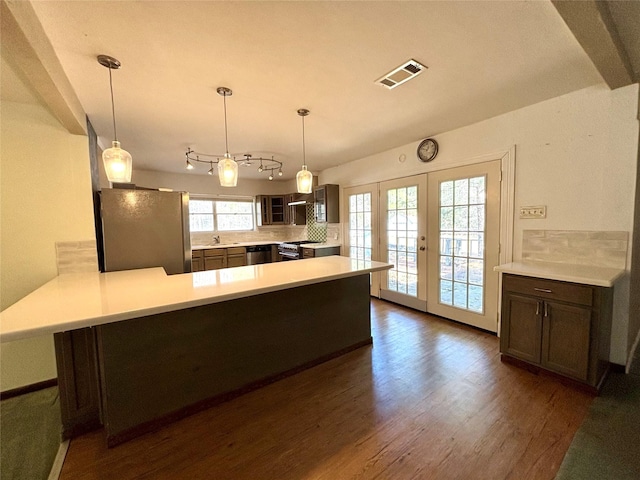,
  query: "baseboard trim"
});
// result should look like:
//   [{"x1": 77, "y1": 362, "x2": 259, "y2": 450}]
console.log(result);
[
  {"x1": 47, "y1": 440, "x2": 69, "y2": 480},
  {"x1": 0, "y1": 378, "x2": 58, "y2": 401}
]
